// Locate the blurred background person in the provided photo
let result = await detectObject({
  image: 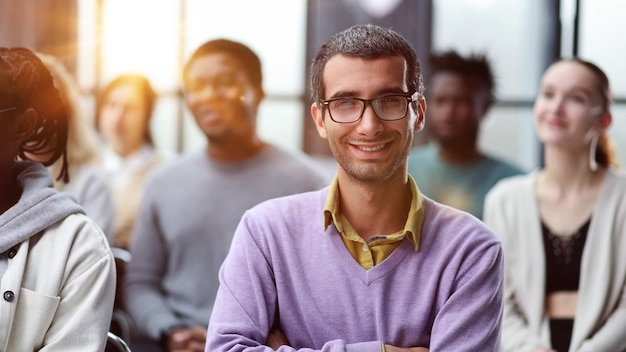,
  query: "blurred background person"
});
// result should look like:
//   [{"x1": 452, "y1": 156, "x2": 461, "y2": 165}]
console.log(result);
[
  {"x1": 0, "y1": 46, "x2": 115, "y2": 351},
  {"x1": 32, "y1": 52, "x2": 115, "y2": 242},
  {"x1": 408, "y1": 50, "x2": 524, "y2": 219},
  {"x1": 484, "y1": 58, "x2": 626, "y2": 352},
  {"x1": 124, "y1": 39, "x2": 328, "y2": 352},
  {"x1": 97, "y1": 73, "x2": 167, "y2": 249}
]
